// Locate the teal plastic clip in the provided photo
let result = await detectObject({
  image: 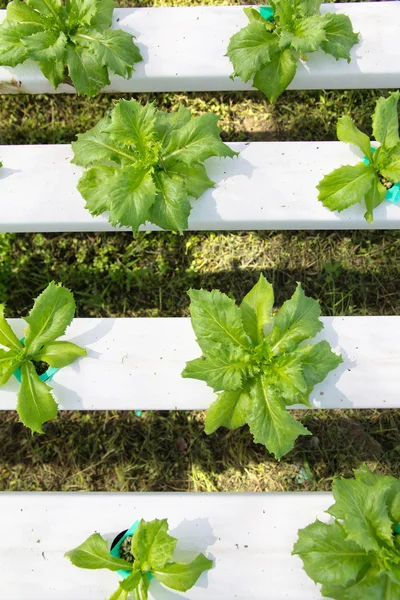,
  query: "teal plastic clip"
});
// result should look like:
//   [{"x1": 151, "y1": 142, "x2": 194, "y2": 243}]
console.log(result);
[
  {"x1": 110, "y1": 521, "x2": 153, "y2": 581},
  {"x1": 135, "y1": 410, "x2": 142, "y2": 417},
  {"x1": 363, "y1": 148, "x2": 400, "y2": 205},
  {"x1": 13, "y1": 338, "x2": 59, "y2": 383},
  {"x1": 260, "y1": 6, "x2": 274, "y2": 21}
]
